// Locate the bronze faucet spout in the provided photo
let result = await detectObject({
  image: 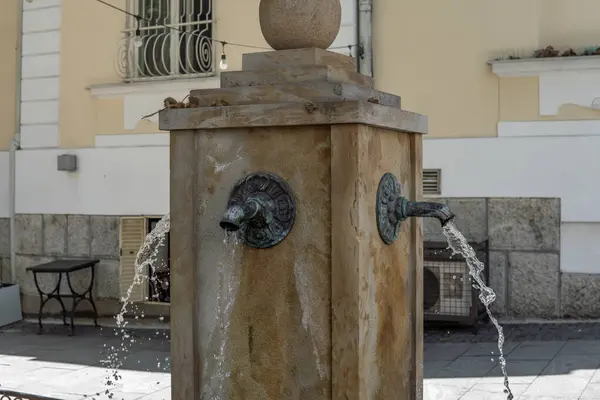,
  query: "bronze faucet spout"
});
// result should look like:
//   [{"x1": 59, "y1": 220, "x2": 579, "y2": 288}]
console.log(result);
[
  {"x1": 219, "y1": 198, "x2": 263, "y2": 232},
  {"x1": 397, "y1": 199, "x2": 455, "y2": 227},
  {"x1": 377, "y1": 172, "x2": 455, "y2": 245},
  {"x1": 219, "y1": 172, "x2": 296, "y2": 249}
]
